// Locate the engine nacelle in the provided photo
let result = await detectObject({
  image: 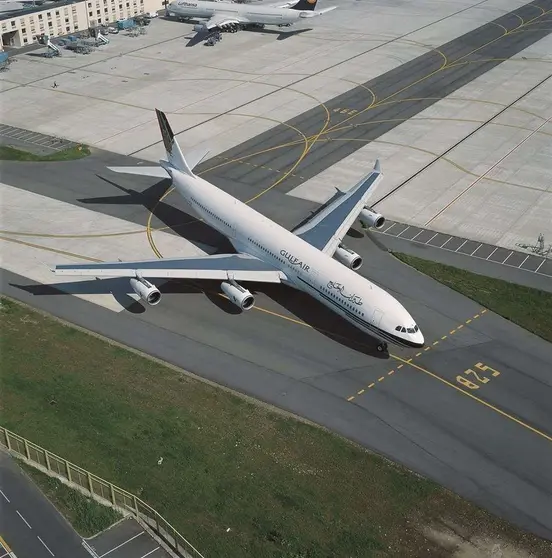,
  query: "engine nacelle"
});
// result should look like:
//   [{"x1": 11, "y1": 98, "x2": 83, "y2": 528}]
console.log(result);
[
  {"x1": 359, "y1": 208, "x2": 385, "y2": 230},
  {"x1": 334, "y1": 245, "x2": 363, "y2": 271},
  {"x1": 130, "y1": 277, "x2": 161, "y2": 306},
  {"x1": 221, "y1": 281, "x2": 255, "y2": 311},
  {"x1": 194, "y1": 23, "x2": 207, "y2": 32}
]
